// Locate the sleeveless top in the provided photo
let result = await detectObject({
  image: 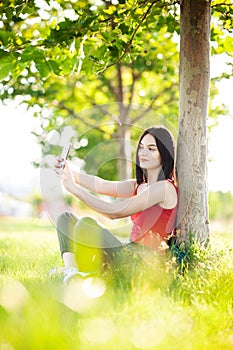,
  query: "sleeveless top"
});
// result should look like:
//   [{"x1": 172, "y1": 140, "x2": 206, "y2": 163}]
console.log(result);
[{"x1": 129, "y1": 179, "x2": 178, "y2": 251}]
